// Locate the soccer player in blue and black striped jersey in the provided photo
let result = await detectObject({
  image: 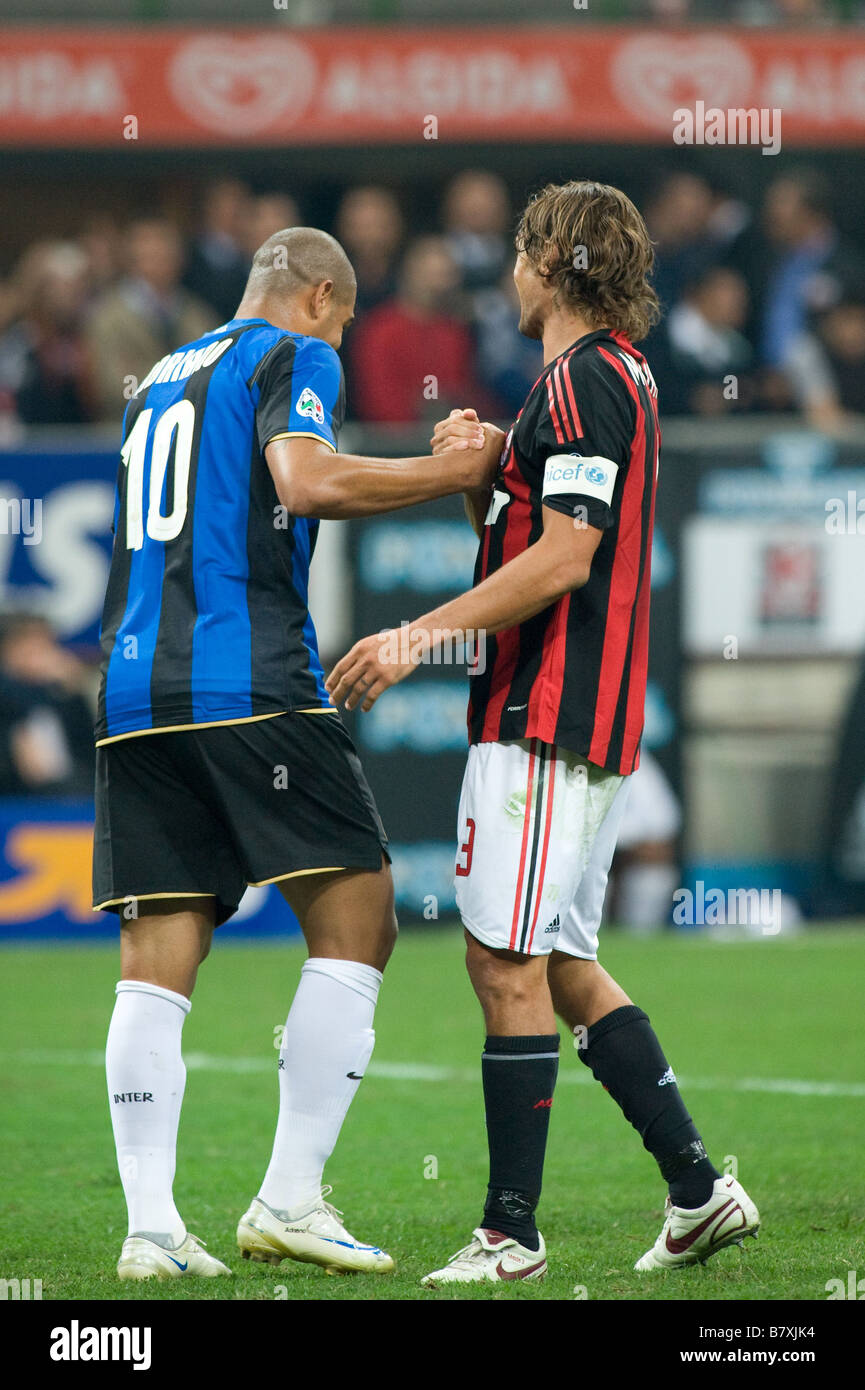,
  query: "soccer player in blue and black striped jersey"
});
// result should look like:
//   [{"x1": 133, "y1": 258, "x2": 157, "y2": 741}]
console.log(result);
[{"x1": 94, "y1": 226, "x2": 497, "y2": 1281}]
